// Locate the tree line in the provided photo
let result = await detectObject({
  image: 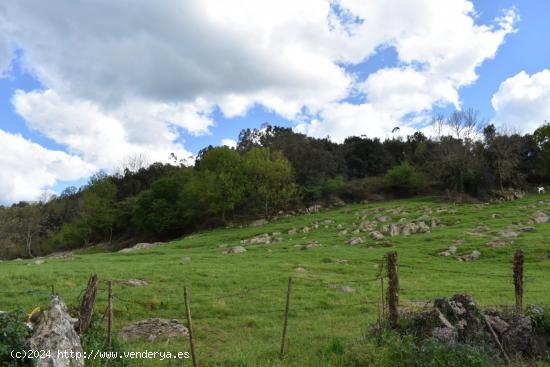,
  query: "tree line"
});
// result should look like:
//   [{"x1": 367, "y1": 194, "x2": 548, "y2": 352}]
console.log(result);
[{"x1": 1, "y1": 109, "x2": 549, "y2": 259}]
